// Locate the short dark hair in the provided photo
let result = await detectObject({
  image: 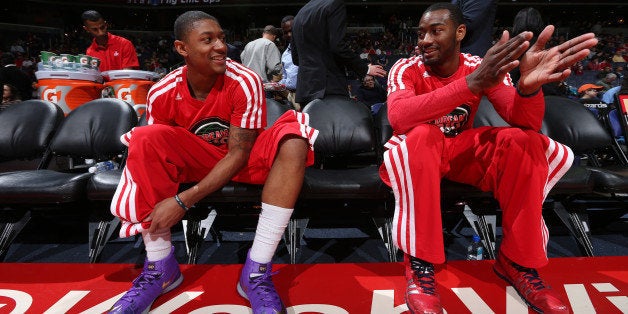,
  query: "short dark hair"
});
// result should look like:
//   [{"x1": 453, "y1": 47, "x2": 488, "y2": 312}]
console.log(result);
[
  {"x1": 281, "y1": 15, "x2": 294, "y2": 26},
  {"x1": 174, "y1": 11, "x2": 219, "y2": 41},
  {"x1": 513, "y1": 7, "x2": 544, "y2": 37},
  {"x1": 263, "y1": 25, "x2": 282, "y2": 37},
  {"x1": 424, "y1": 3, "x2": 464, "y2": 27},
  {"x1": 81, "y1": 10, "x2": 103, "y2": 23}
]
